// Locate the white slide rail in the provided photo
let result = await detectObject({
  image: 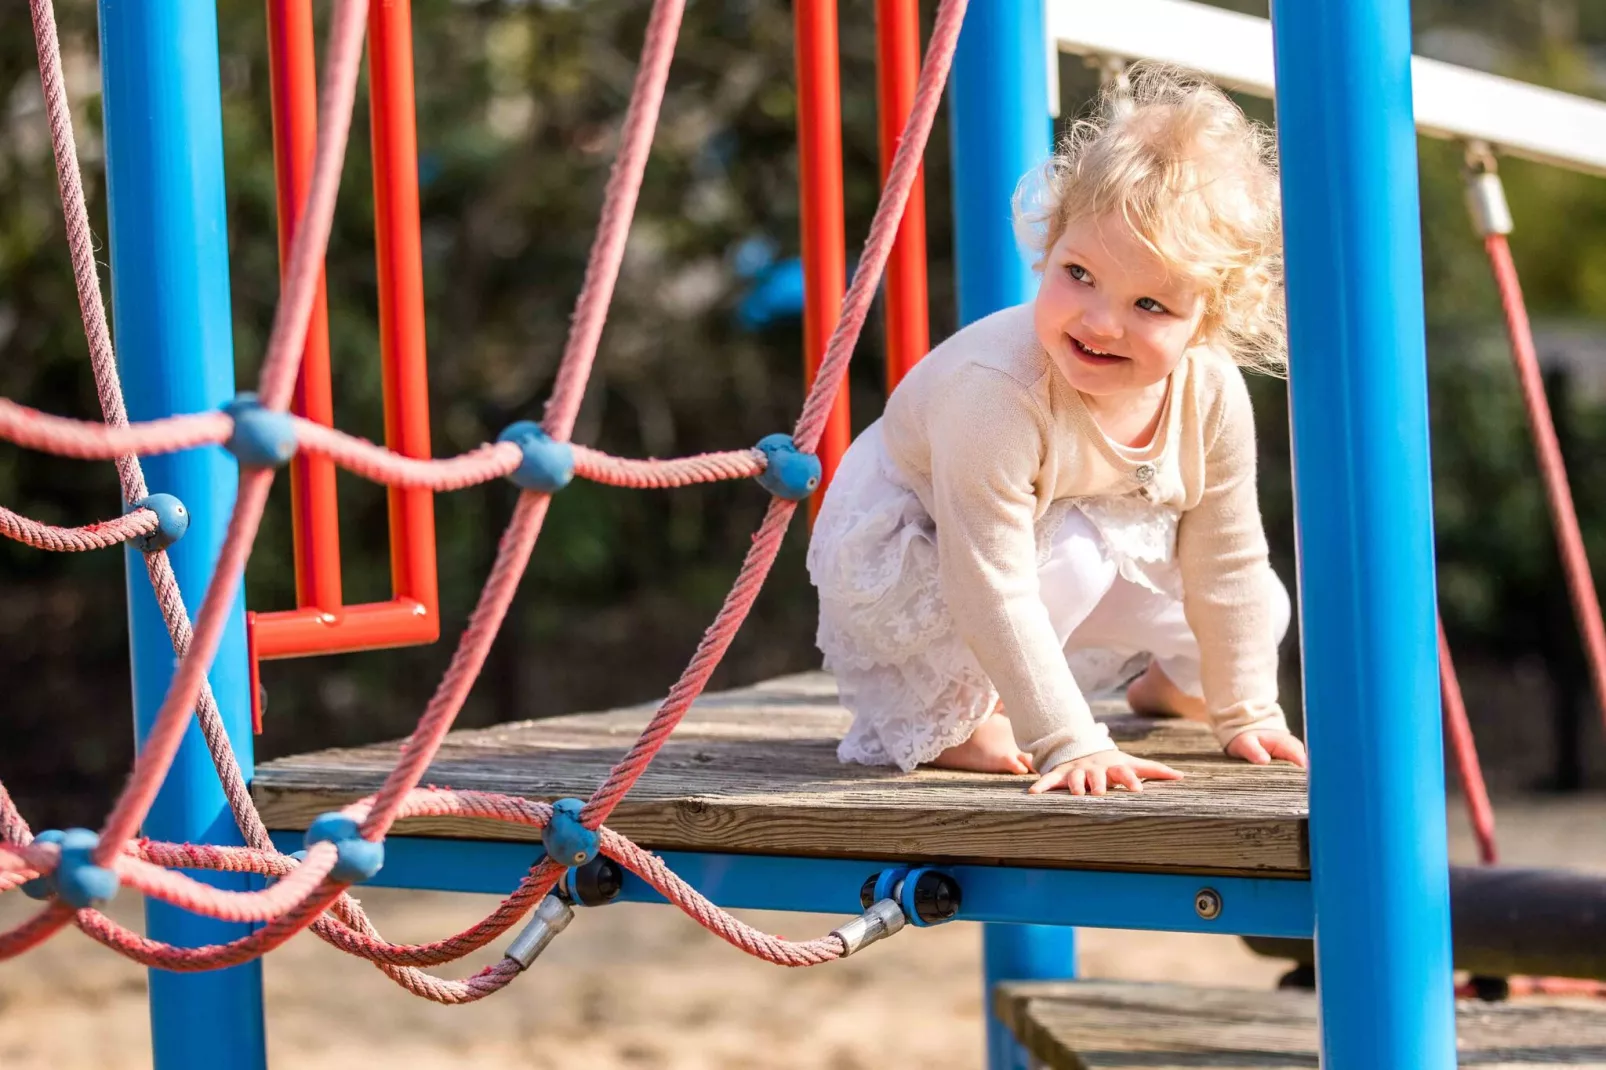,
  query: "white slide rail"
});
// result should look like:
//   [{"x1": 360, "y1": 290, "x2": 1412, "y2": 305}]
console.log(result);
[{"x1": 1049, "y1": 0, "x2": 1606, "y2": 177}]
